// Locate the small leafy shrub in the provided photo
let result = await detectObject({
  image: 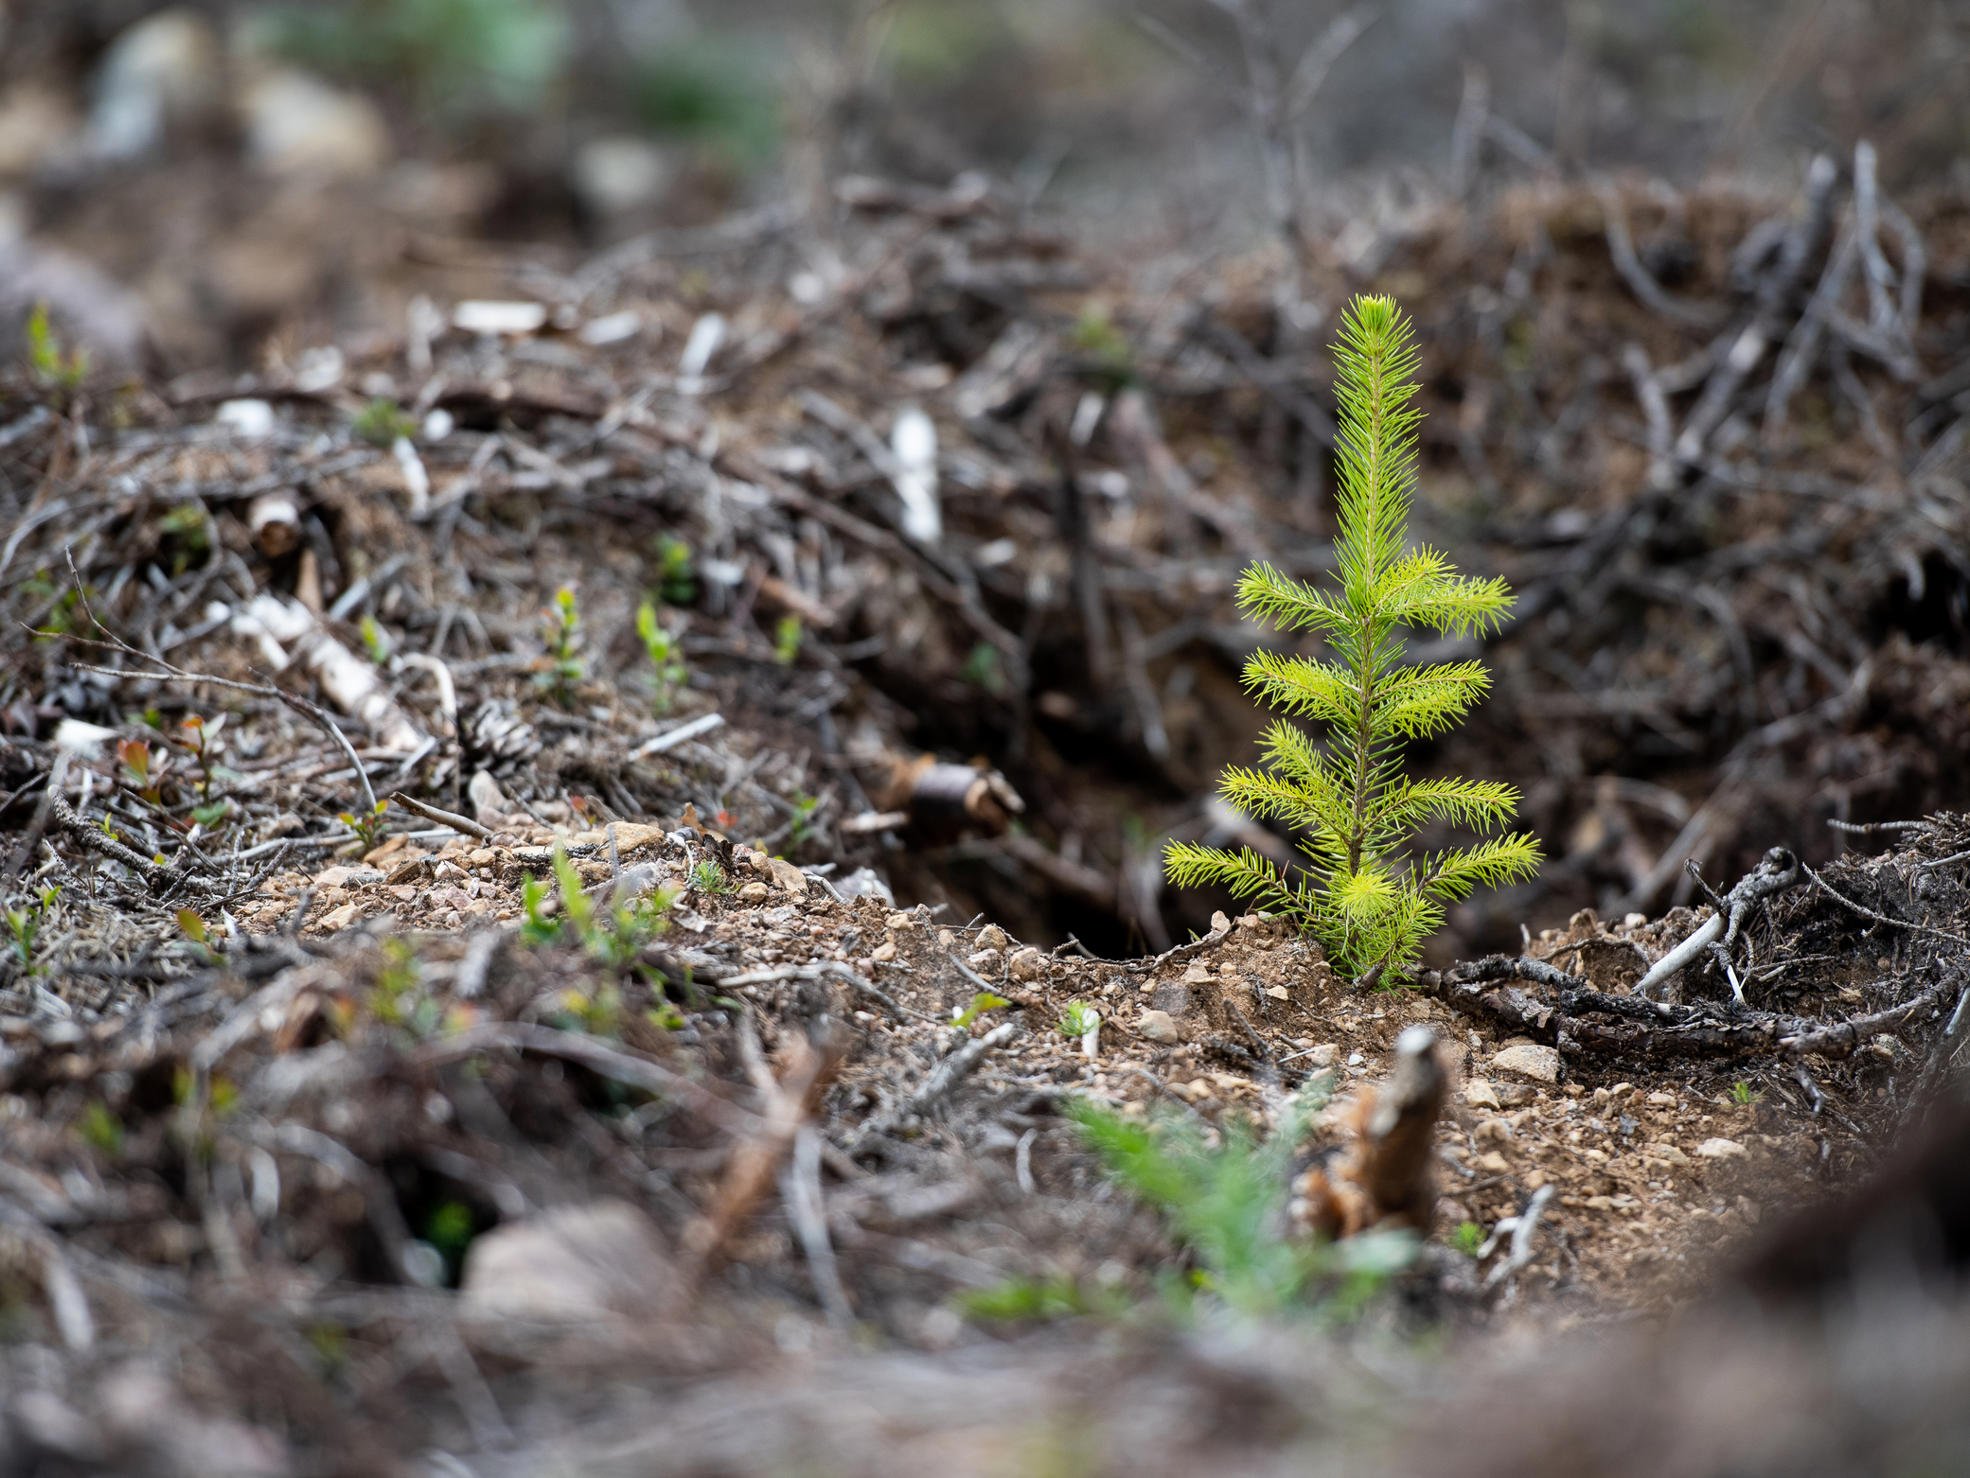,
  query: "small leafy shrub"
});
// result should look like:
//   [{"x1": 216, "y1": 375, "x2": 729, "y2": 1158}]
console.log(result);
[
  {"x1": 960, "y1": 1274, "x2": 1127, "y2": 1324},
  {"x1": 25, "y1": 302, "x2": 87, "y2": 398},
  {"x1": 962, "y1": 641, "x2": 1008, "y2": 696},
  {"x1": 786, "y1": 793, "x2": 822, "y2": 849},
  {"x1": 155, "y1": 504, "x2": 212, "y2": 576},
  {"x1": 422, "y1": 1199, "x2": 479, "y2": 1279},
  {"x1": 339, "y1": 799, "x2": 391, "y2": 853},
  {"x1": 77, "y1": 1101, "x2": 124, "y2": 1156},
  {"x1": 1059, "y1": 1000, "x2": 1100, "y2": 1038},
  {"x1": 117, "y1": 737, "x2": 166, "y2": 806},
  {"x1": 5, "y1": 887, "x2": 58, "y2": 976},
  {"x1": 176, "y1": 909, "x2": 216, "y2": 965},
  {"x1": 653, "y1": 535, "x2": 698, "y2": 605},
  {"x1": 1071, "y1": 1092, "x2": 1415, "y2": 1319},
  {"x1": 1069, "y1": 303, "x2": 1135, "y2": 390},
  {"x1": 772, "y1": 614, "x2": 804, "y2": 666},
  {"x1": 522, "y1": 844, "x2": 677, "y2": 973},
  {"x1": 1165, "y1": 295, "x2": 1540, "y2": 985},
  {"x1": 635, "y1": 599, "x2": 688, "y2": 714},
  {"x1": 1452, "y1": 1220, "x2": 1485, "y2": 1256},
  {"x1": 534, "y1": 587, "x2": 585, "y2": 705},
  {"x1": 689, "y1": 859, "x2": 730, "y2": 896},
  {"x1": 352, "y1": 398, "x2": 418, "y2": 448},
  {"x1": 368, "y1": 939, "x2": 465, "y2": 1040}
]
